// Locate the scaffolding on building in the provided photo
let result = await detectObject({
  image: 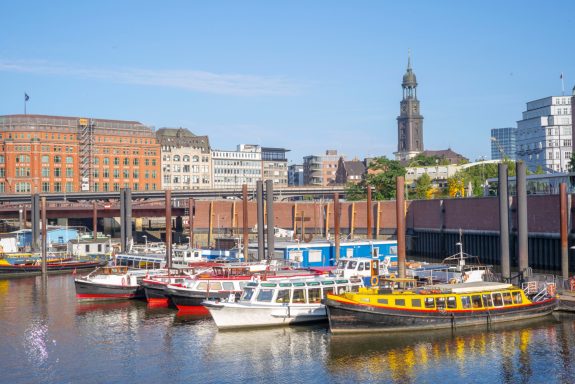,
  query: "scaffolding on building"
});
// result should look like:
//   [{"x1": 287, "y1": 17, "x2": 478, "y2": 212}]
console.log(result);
[{"x1": 78, "y1": 118, "x2": 95, "y2": 191}]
